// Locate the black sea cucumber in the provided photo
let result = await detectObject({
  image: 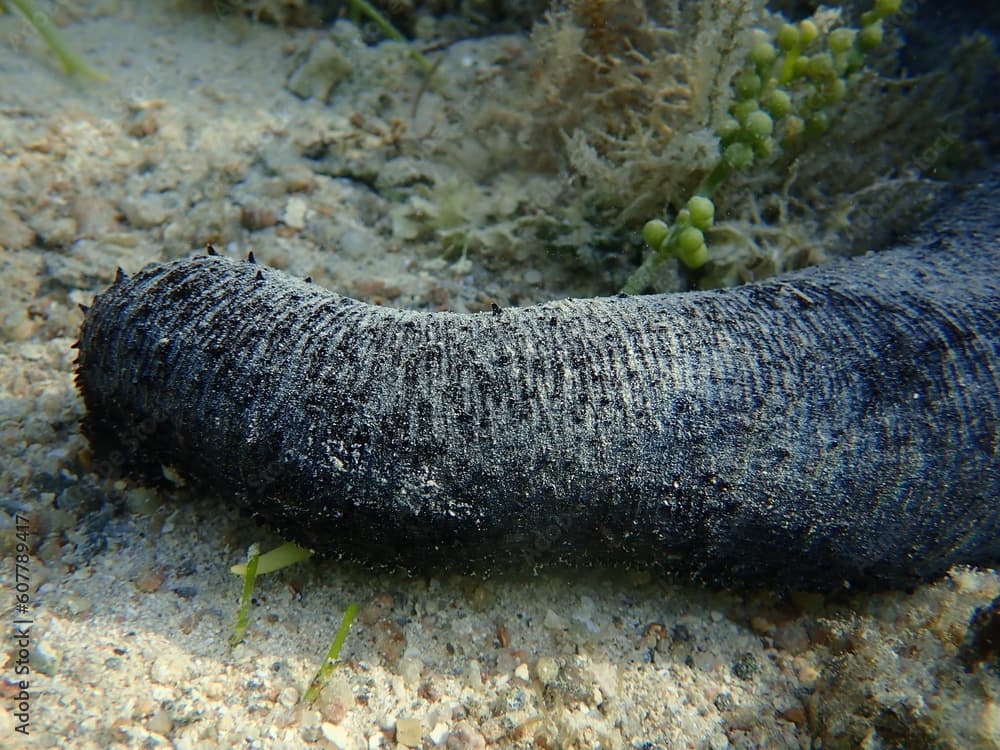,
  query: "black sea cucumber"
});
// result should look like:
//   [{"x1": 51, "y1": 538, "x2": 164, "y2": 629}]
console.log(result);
[{"x1": 76, "y1": 177, "x2": 1000, "y2": 590}]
